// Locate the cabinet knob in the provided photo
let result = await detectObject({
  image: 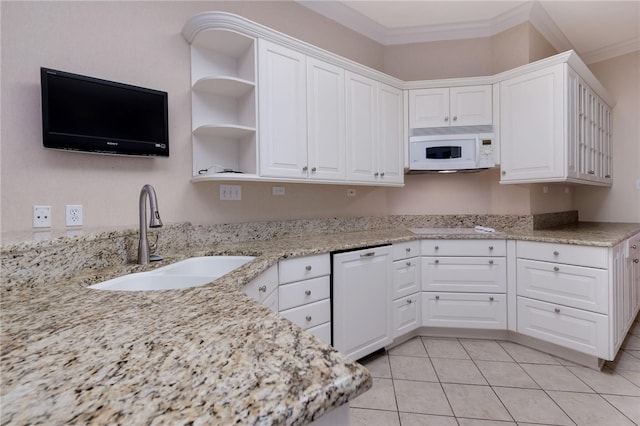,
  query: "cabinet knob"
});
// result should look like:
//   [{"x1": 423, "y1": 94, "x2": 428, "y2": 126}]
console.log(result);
[
  {"x1": 501, "y1": 170, "x2": 506, "y2": 176},
  {"x1": 489, "y1": 246, "x2": 494, "y2": 250},
  {"x1": 305, "y1": 315, "x2": 312, "y2": 322},
  {"x1": 489, "y1": 296, "x2": 494, "y2": 301},
  {"x1": 406, "y1": 261, "x2": 412, "y2": 267},
  {"x1": 588, "y1": 170, "x2": 595, "y2": 174},
  {"x1": 489, "y1": 260, "x2": 494, "y2": 265},
  {"x1": 554, "y1": 307, "x2": 561, "y2": 313},
  {"x1": 444, "y1": 116, "x2": 449, "y2": 122},
  {"x1": 435, "y1": 295, "x2": 440, "y2": 300},
  {"x1": 553, "y1": 251, "x2": 560, "y2": 256},
  {"x1": 305, "y1": 290, "x2": 311, "y2": 296},
  {"x1": 311, "y1": 167, "x2": 317, "y2": 172},
  {"x1": 435, "y1": 259, "x2": 440, "y2": 264},
  {"x1": 305, "y1": 265, "x2": 312, "y2": 271},
  {"x1": 374, "y1": 172, "x2": 379, "y2": 177},
  {"x1": 406, "y1": 247, "x2": 411, "y2": 253},
  {"x1": 380, "y1": 172, "x2": 385, "y2": 177},
  {"x1": 634, "y1": 259, "x2": 639, "y2": 264},
  {"x1": 434, "y1": 245, "x2": 439, "y2": 250},
  {"x1": 605, "y1": 174, "x2": 611, "y2": 178},
  {"x1": 554, "y1": 266, "x2": 560, "y2": 272},
  {"x1": 407, "y1": 299, "x2": 413, "y2": 304},
  {"x1": 302, "y1": 166, "x2": 308, "y2": 172},
  {"x1": 453, "y1": 116, "x2": 458, "y2": 121},
  {"x1": 632, "y1": 245, "x2": 637, "y2": 250},
  {"x1": 258, "y1": 285, "x2": 267, "y2": 293}
]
